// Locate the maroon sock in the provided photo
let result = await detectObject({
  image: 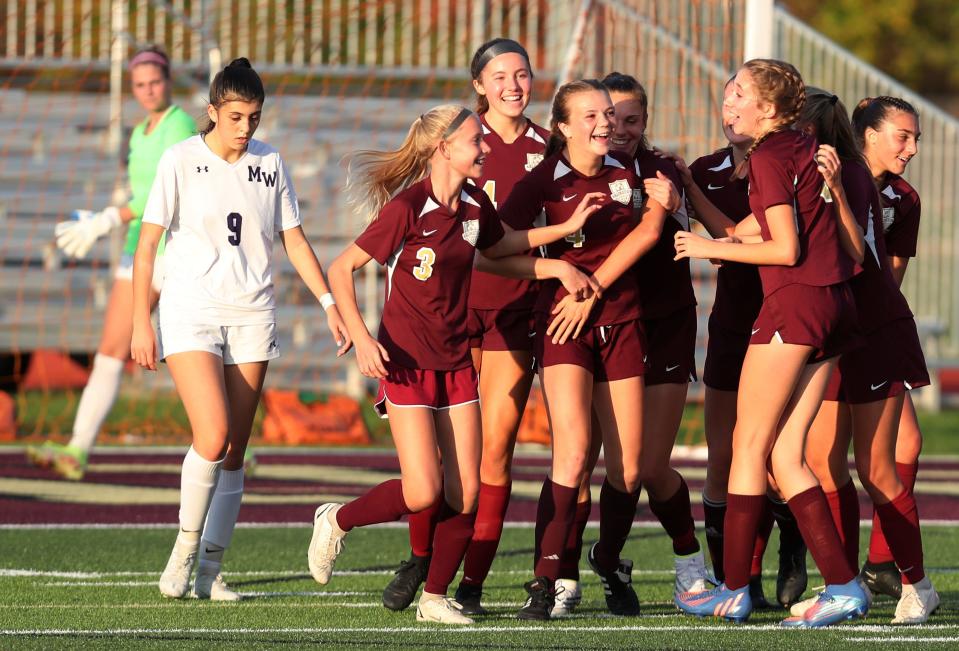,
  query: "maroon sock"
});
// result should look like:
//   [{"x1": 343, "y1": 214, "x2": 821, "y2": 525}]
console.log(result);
[
  {"x1": 723, "y1": 493, "x2": 767, "y2": 590},
  {"x1": 702, "y1": 496, "x2": 727, "y2": 582},
  {"x1": 533, "y1": 478, "x2": 578, "y2": 581},
  {"x1": 750, "y1": 499, "x2": 774, "y2": 577},
  {"x1": 824, "y1": 480, "x2": 860, "y2": 572},
  {"x1": 593, "y1": 479, "x2": 641, "y2": 573},
  {"x1": 869, "y1": 462, "x2": 920, "y2": 565},
  {"x1": 769, "y1": 497, "x2": 805, "y2": 555},
  {"x1": 874, "y1": 488, "x2": 925, "y2": 584},
  {"x1": 648, "y1": 477, "x2": 700, "y2": 556},
  {"x1": 336, "y1": 479, "x2": 412, "y2": 531},
  {"x1": 559, "y1": 497, "x2": 591, "y2": 580},
  {"x1": 787, "y1": 486, "x2": 855, "y2": 585},
  {"x1": 460, "y1": 482, "x2": 511, "y2": 587},
  {"x1": 407, "y1": 498, "x2": 441, "y2": 557},
  {"x1": 423, "y1": 502, "x2": 476, "y2": 595}
]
